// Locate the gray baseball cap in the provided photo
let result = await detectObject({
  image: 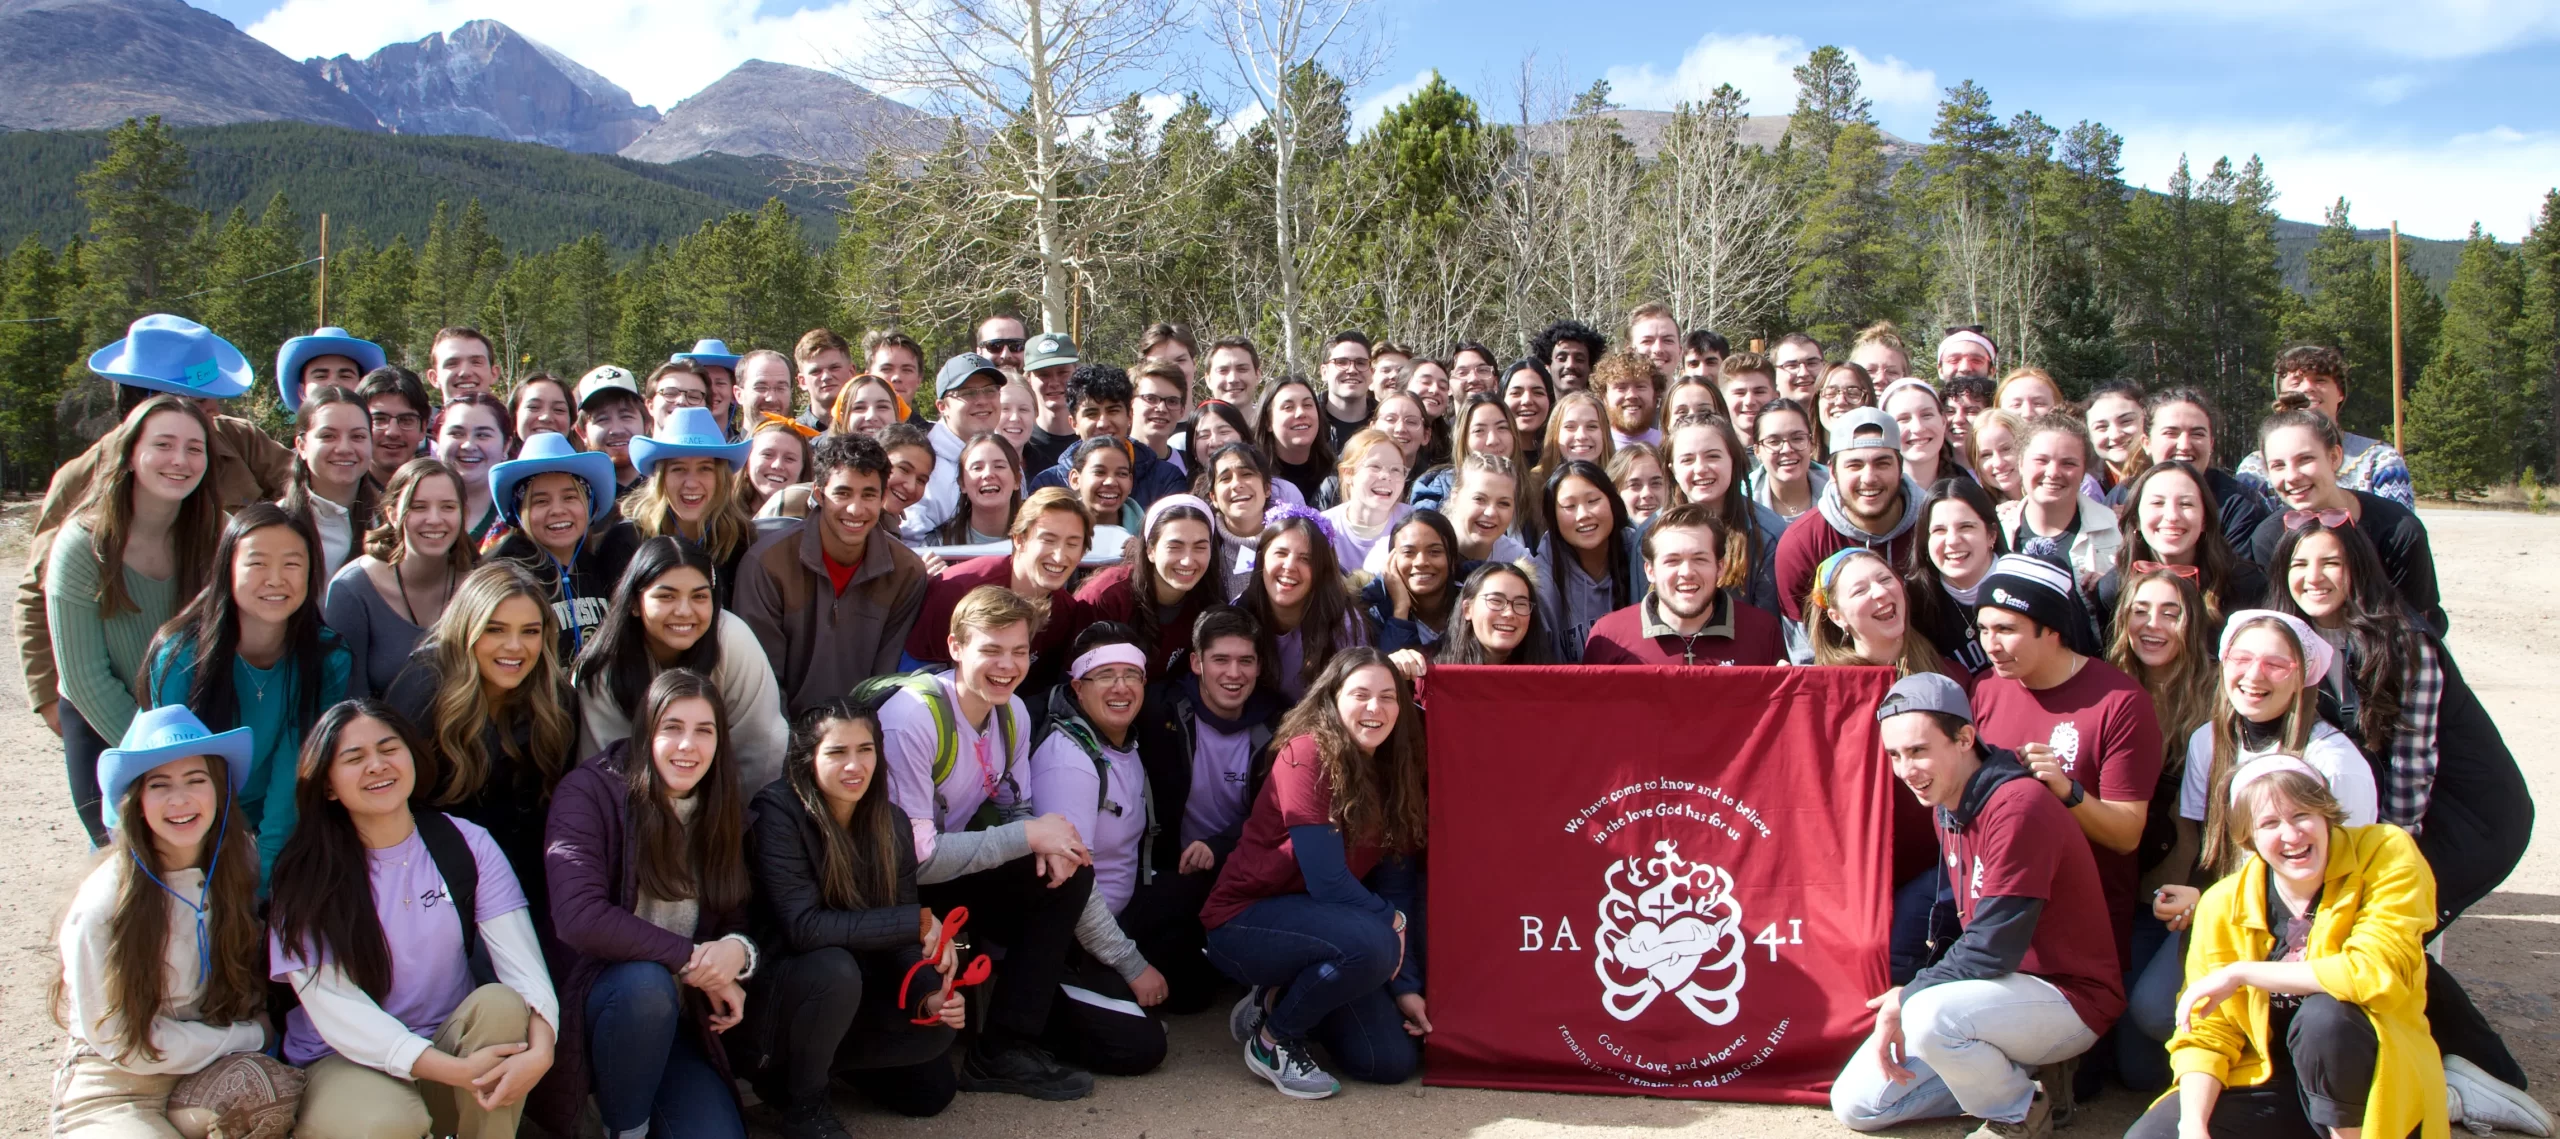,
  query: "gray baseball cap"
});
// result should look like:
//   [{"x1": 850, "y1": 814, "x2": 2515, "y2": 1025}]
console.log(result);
[
  {"x1": 1875, "y1": 672, "x2": 1973, "y2": 725},
  {"x1": 1829, "y1": 406, "x2": 1902, "y2": 457},
  {"x1": 1025, "y1": 332, "x2": 1079, "y2": 371},
  {"x1": 935, "y1": 352, "x2": 1007, "y2": 397}
]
